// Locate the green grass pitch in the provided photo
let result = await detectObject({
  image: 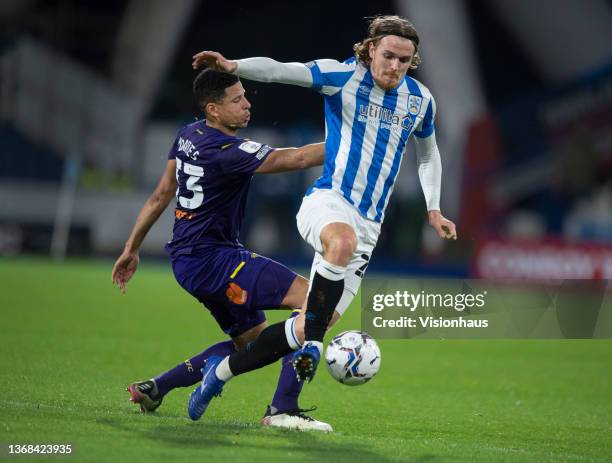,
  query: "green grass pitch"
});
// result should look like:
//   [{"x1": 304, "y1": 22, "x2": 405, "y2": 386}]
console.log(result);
[{"x1": 1, "y1": 258, "x2": 610, "y2": 462}]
